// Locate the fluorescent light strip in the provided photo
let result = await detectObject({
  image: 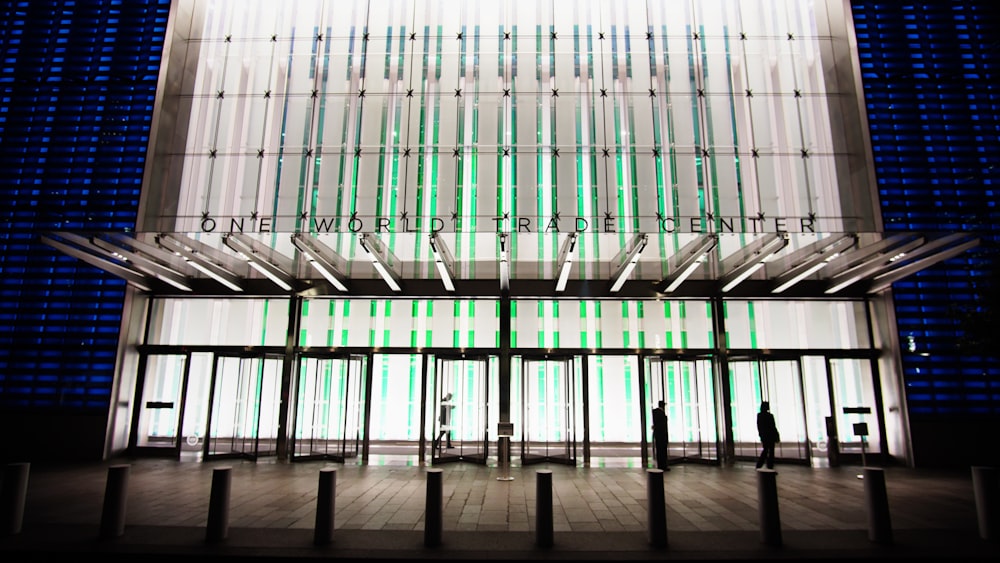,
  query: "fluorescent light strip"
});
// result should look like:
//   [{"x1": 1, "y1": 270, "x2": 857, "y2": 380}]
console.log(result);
[
  {"x1": 499, "y1": 234, "x2": 510, "y2": 293},
  {"x1": 661, "y1": 256, "x2": 705, "y2": 293},
  {"x1": 359, "y1": 234, "x2": 403, "y2": 292},
  {"x1": 306, "y1": 254, "x2": 349, "y2": 291},
  {"x1": 247, "y1": 258, "x2": 293, "y2": 291},
  {"x1": 555, "y1": 259, "x2": 573, "y2": 292},
  {"x1": 185, "y1": 259, "x2": 244, "y2": 292},
  {"x1": 609, "y1": 235, "x2": 647, "y2": 293},
  {"x1": 429, "y1": 234, "x2": 456, "y2": 292},
  {"x1": 291, "y1": 235, "x2": 350, "y2": 292},
  {"x1": 435, "y1": 258, "x2": 455, "y2": 291},
  {"x1": 371, "y1": 260, "x2": 402, "y2": 292},
  {"x1": 771, "y1": 254, "x2": 839, "y2": 294},
  {"x1": 554, "y1": 233, "x2": 577, "y2": 293},
  {"x1": 610, "y1": 258, "x2": 640, "y2": 292},
  {"x1": 224, "y1": 235, "x2": 296, "y2": 291},
  {"x1": 721, "y1": 261, "x2": 765, "y2": 292}
]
